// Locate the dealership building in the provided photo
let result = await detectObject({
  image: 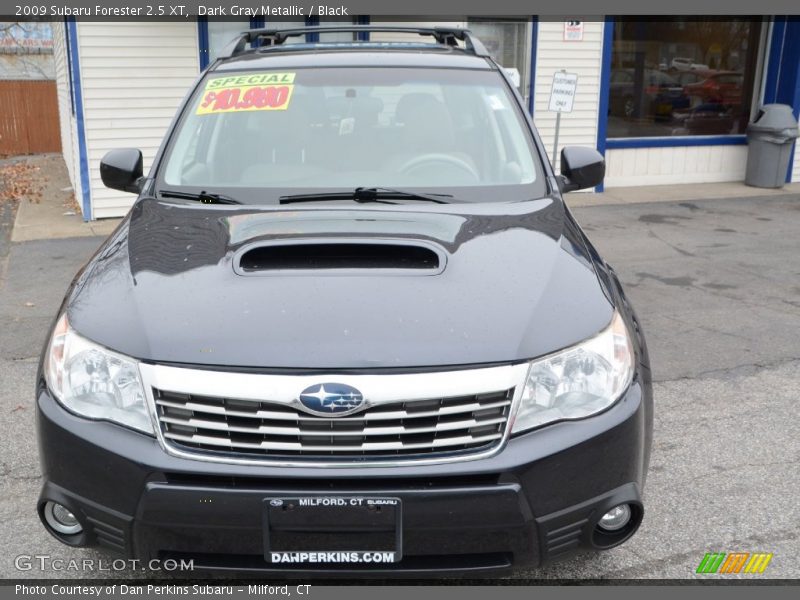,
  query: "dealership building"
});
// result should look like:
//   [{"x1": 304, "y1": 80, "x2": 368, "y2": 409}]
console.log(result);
[{"x1": 51, "y1": 17, "x2": 800, "y2": 220}]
